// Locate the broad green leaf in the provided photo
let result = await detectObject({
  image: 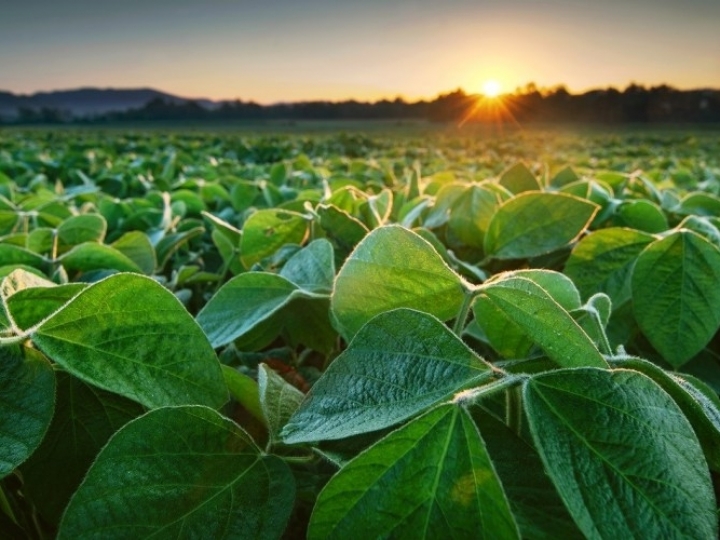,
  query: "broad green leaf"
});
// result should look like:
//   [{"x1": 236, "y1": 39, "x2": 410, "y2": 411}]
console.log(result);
[
  {"x1": 59, "y1": 242, "x2": 143, "y2": 273},
  {"x1": 259, "y1": 363, "x2": 305, "y2": 445},
  {"x1": 611, "y1": 356, "x2": 720, "y2": 471},
  {"x1": 316, "y1": 203, "x2": 369, "y2": 252},
  {"x1": 197, "y1": 272, "x2": 325, "y2": 348},
  {"x1": 0, "y1": 210, "x2": 18, "y2": 235},
  {"x1": 279, "y1": 238, "x2": 335, "y2": 294},
  {"x1": 282, "y1": 309, "x2": 493, "y2": 444},
  {"x1": 498, "y1": 162, "x2": 541, "y2": 194},
  {"x1": 616, "y1": 199, "x2": 668, "y2": 233},
  {"x1": 472, "y1": 270, "x2": 581, "y2": 359},
  {"x1": 57, "y1": 214, "x2": 107, "y2": 247},
  {"x1": 230, "y1": 180, "x2": 261, "y2": 211},
  {"x1": 678, "y1": 215, "x2": 720, "y2": 249},
  {"x1": 222, "y1": 365, "x2": 264, "y2": 424},
  {"x1": 484, "y1": 192, "x2": 598, "y2": 259},
  {"x1": 281, "y1": 298, "x2": 337, "y2": 354},
  {"x1": 27, "y1": 227, "x2": 55, "y2": 254},
  {"x1": 525, "y1": 368, "x2": 717, "y2": 540},
  {"x1": 309, "y1": 405, "x2": 519, "y2": 540},
  {"x1": 550, "y1": 165, "x2": 580, "y2": 188},
  {"x1": 331, "y1": 225, "x2": 466, "y2": 340},
  {"x1": 473, "y1": 410, "x2": 582, "y2": 540},
  {"x1": 508, "y1": 270, "x2": 582, "y2": 310},
  {"x1": 111, "y1": 231, "x2": 156, "y2": 275},
  {"x1": 632, "y1": 230, "x2": 720, "y2": 367},
  {"x1": 447, "y1": 184, "x2": 499, "y2": 249},
  {"x1": 476, "y1": 276, "x2": 606, "y2": 368},
  {"x1": 423, "y1": 182, "x2": 466, "y2": 229},
  {"x1": 58, "y1": 406, "x2": 295, "y2": 540},
  {"x1": 675, "y1": 191, "x2": 720, "y2": 217},
  {"x1": 564, "y1": 227, "x2": 655, "y2": 304},
  {"x1": 20, "y1": 371, "x2": 144, "y2": 524},
  {"x1": 240, "y1": 209, "x2": 308, "y2": 268},
  {"x1": 0, "y1": 244, "x2": 45, "y2": 269},
  {"x1": 6, "y1": 283, "x2": 86, "y2": 331},
  {"x1": 33, "y1": 273, "x2": 227, "y2": 409},
  {"x1": 0, "y1": 345, "x2": 55, "y2": 478}
]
